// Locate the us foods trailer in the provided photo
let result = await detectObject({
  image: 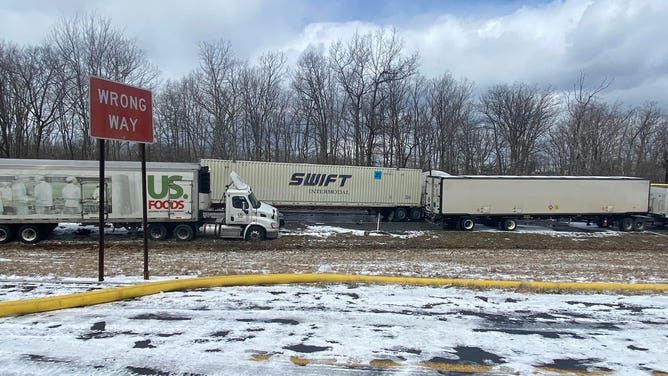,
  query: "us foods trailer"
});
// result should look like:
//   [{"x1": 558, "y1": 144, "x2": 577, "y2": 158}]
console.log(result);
[
  {"x1": 201, "y1": 159, "x2": 424, "y2": 221},
  {"x1": 0, "y1": 159, "x2": 280, "y2": 243},
  {"x1": 424, "y1": 173, "x2": 651, "y2": 231}
]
